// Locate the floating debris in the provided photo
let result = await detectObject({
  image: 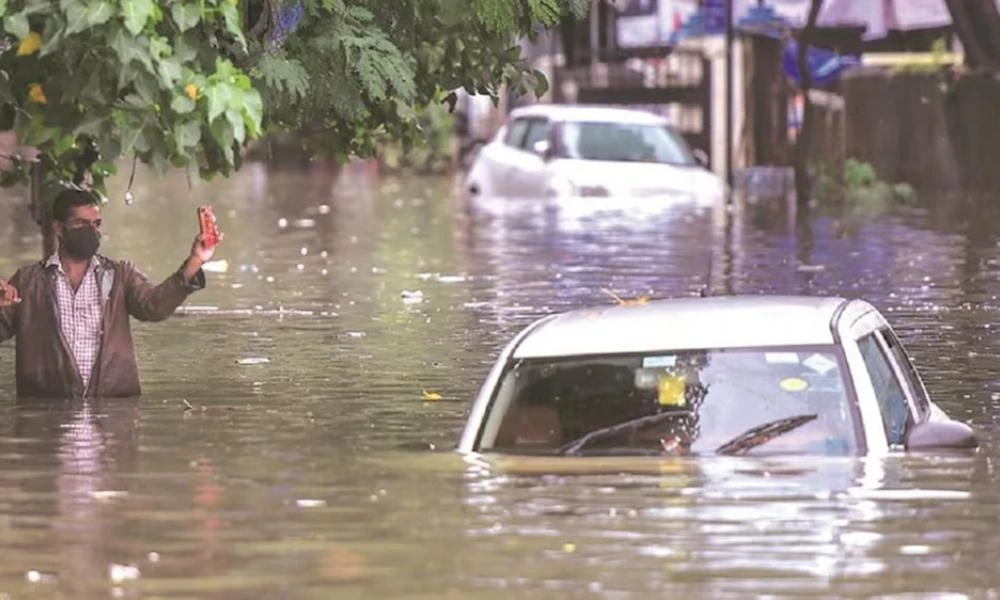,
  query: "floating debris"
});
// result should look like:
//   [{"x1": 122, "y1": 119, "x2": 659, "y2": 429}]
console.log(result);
[
  {"x1": 90, "y1": 490, "x2": 129, "y2": 502},
  {"x1": 25, "y1": 570, "x2": 57, "y2": 584},
  {"x1": 401, "y1": 290, "x2": 424, "y2": 304},
  {"x1": 421, "y1": 389, "x2": 442, "y2": 401},
  {"x1": 343, "y1": 331, "x2": 367, "y2": 338},
  {"x1": 294, "y1": 218, "x2": 316, "y2": 229},
  {"x1": 295, "y1": 499, "x2": 327, "y2": 508},
  {"x1": 278, "y1": 218, "x2": 288, "y2": 228},
  {"x1": 797, "y1": 264, "x2": 826, "y2": 273},
  {"x1": 237, "y1": 357, "x2": 270, "y2": 365},
  {"x1": 109, "y1": 563, "x2": 140, "y2": 584},
  {"x1": 201, "y1": 259, "x2": 229, "y2": 273}
]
